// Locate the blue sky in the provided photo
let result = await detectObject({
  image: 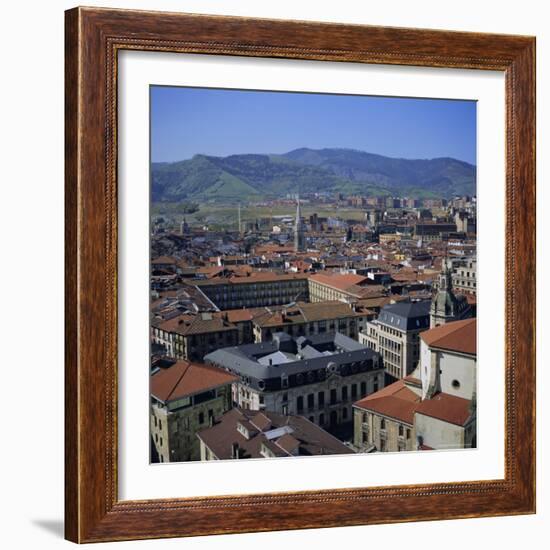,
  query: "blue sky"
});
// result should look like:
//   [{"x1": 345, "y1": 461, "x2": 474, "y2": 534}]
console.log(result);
[{"x1": 151, "y1": 86, "x2": 476, "y2": 165}]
